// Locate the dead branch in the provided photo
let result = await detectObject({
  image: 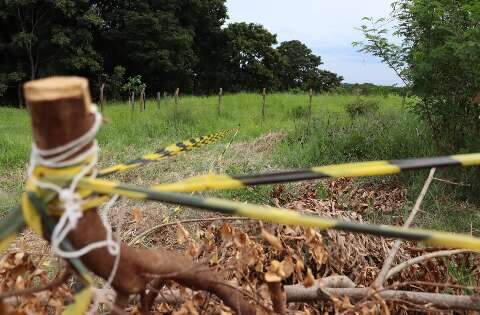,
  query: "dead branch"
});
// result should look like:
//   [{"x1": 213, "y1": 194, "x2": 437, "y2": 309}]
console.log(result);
[
  {"x1": 433, "y1": 177, "x2": 471, "y2": 187},
  {"x1": 391, "y1": 280, "x2": 480, "y2": 292},
  {"x1": 267, "y1": 282, "x2": 286, "y2": 315},
  {"x1": 373, "y1": 168, "x2": 436, "y2": 288},
  {"x1": 0, "y1": 268, "x2": 71, "y2": 299},
  {"x1": 284, "y1": 286, "x2": 480, "y2": 311},
  {"x1": 385, "y1": 249, "x2": 477, "y2": 281}
]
